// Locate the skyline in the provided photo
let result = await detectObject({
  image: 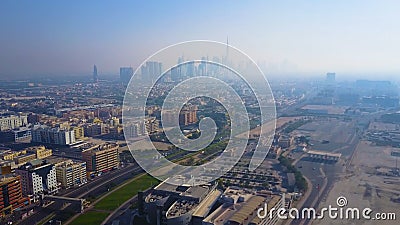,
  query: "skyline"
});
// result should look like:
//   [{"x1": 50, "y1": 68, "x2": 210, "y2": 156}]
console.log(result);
[{"x1": 1, "y1": 1, "x2": 400, "y2": 79}]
